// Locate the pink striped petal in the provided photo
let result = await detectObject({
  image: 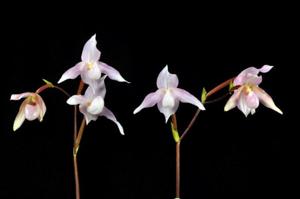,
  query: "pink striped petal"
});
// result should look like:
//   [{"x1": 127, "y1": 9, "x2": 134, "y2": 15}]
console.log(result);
[
  {"x1": 81, "y1": 34, "x2": 101, "y2": 63},
  {"x1": 156, "y1": 65, "x2": 179, "y2": 89},
  {"x1": 259, "y1": 65, "x2": 273, "y2": 73},
  {"x1": 237, "y1": 94, "x2": 252, "y2": 117},
  {"x1": 133, "y1": 89, "x2": 164, "y2": 114}
]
